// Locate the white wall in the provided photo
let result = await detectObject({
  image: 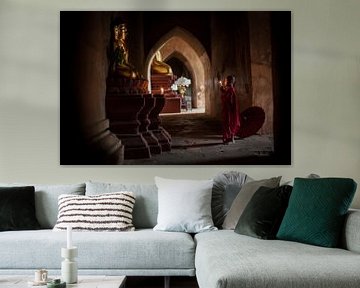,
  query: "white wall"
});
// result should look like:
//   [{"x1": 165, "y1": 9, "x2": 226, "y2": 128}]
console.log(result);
[{"x1": 0, "y1": 0, "x2": 359, "y2": 208}]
